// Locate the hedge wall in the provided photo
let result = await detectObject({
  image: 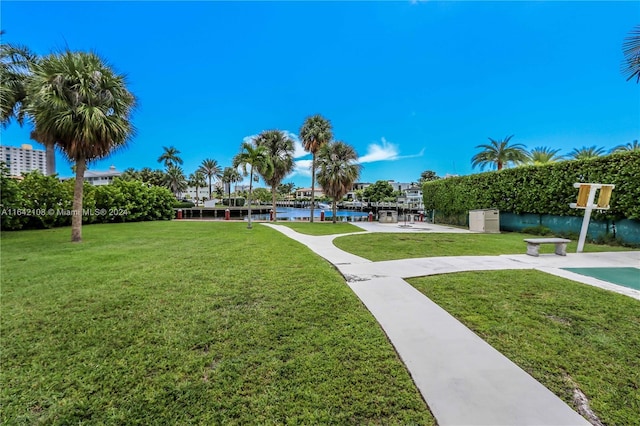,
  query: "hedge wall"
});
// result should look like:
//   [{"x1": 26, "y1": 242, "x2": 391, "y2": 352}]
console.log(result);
[{"x1": 422, "y1": 152, "x2": 640, "y2": 220}]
